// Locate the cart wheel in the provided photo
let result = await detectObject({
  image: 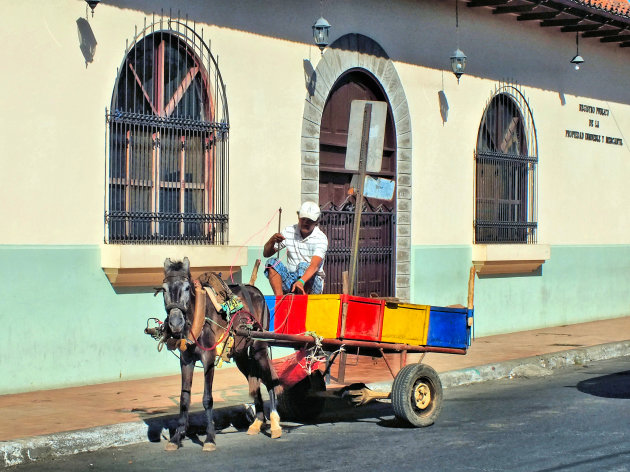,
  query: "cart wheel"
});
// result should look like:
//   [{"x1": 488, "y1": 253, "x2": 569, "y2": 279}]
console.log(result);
[
  {"x1": 277, "y1": 370, "x2": 326, "y2": 422},
  {"x1": 391, "y1": 363, "x2": 443, "y2": 427}
]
